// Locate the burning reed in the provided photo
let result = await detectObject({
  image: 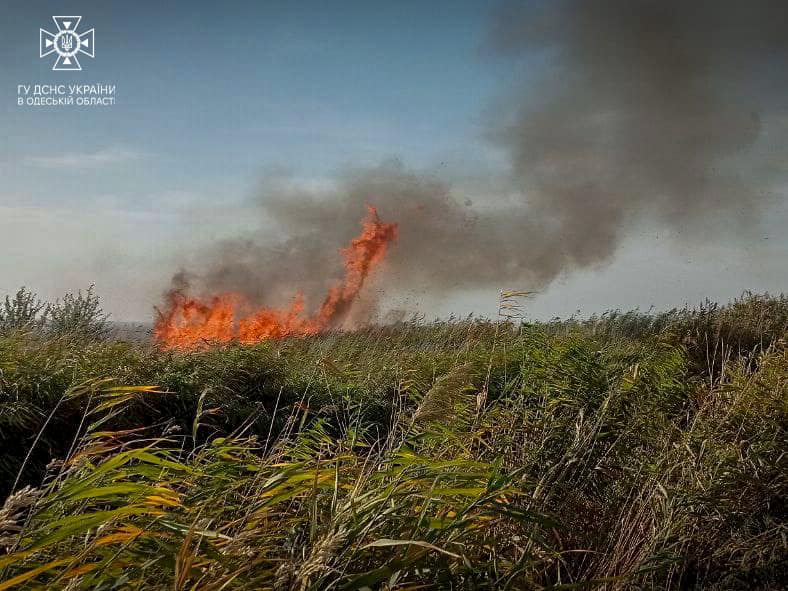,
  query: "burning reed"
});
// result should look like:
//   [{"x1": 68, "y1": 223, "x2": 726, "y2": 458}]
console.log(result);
[{"x1": 154, "y1": 206, "x2": 397, "y2": 349}]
